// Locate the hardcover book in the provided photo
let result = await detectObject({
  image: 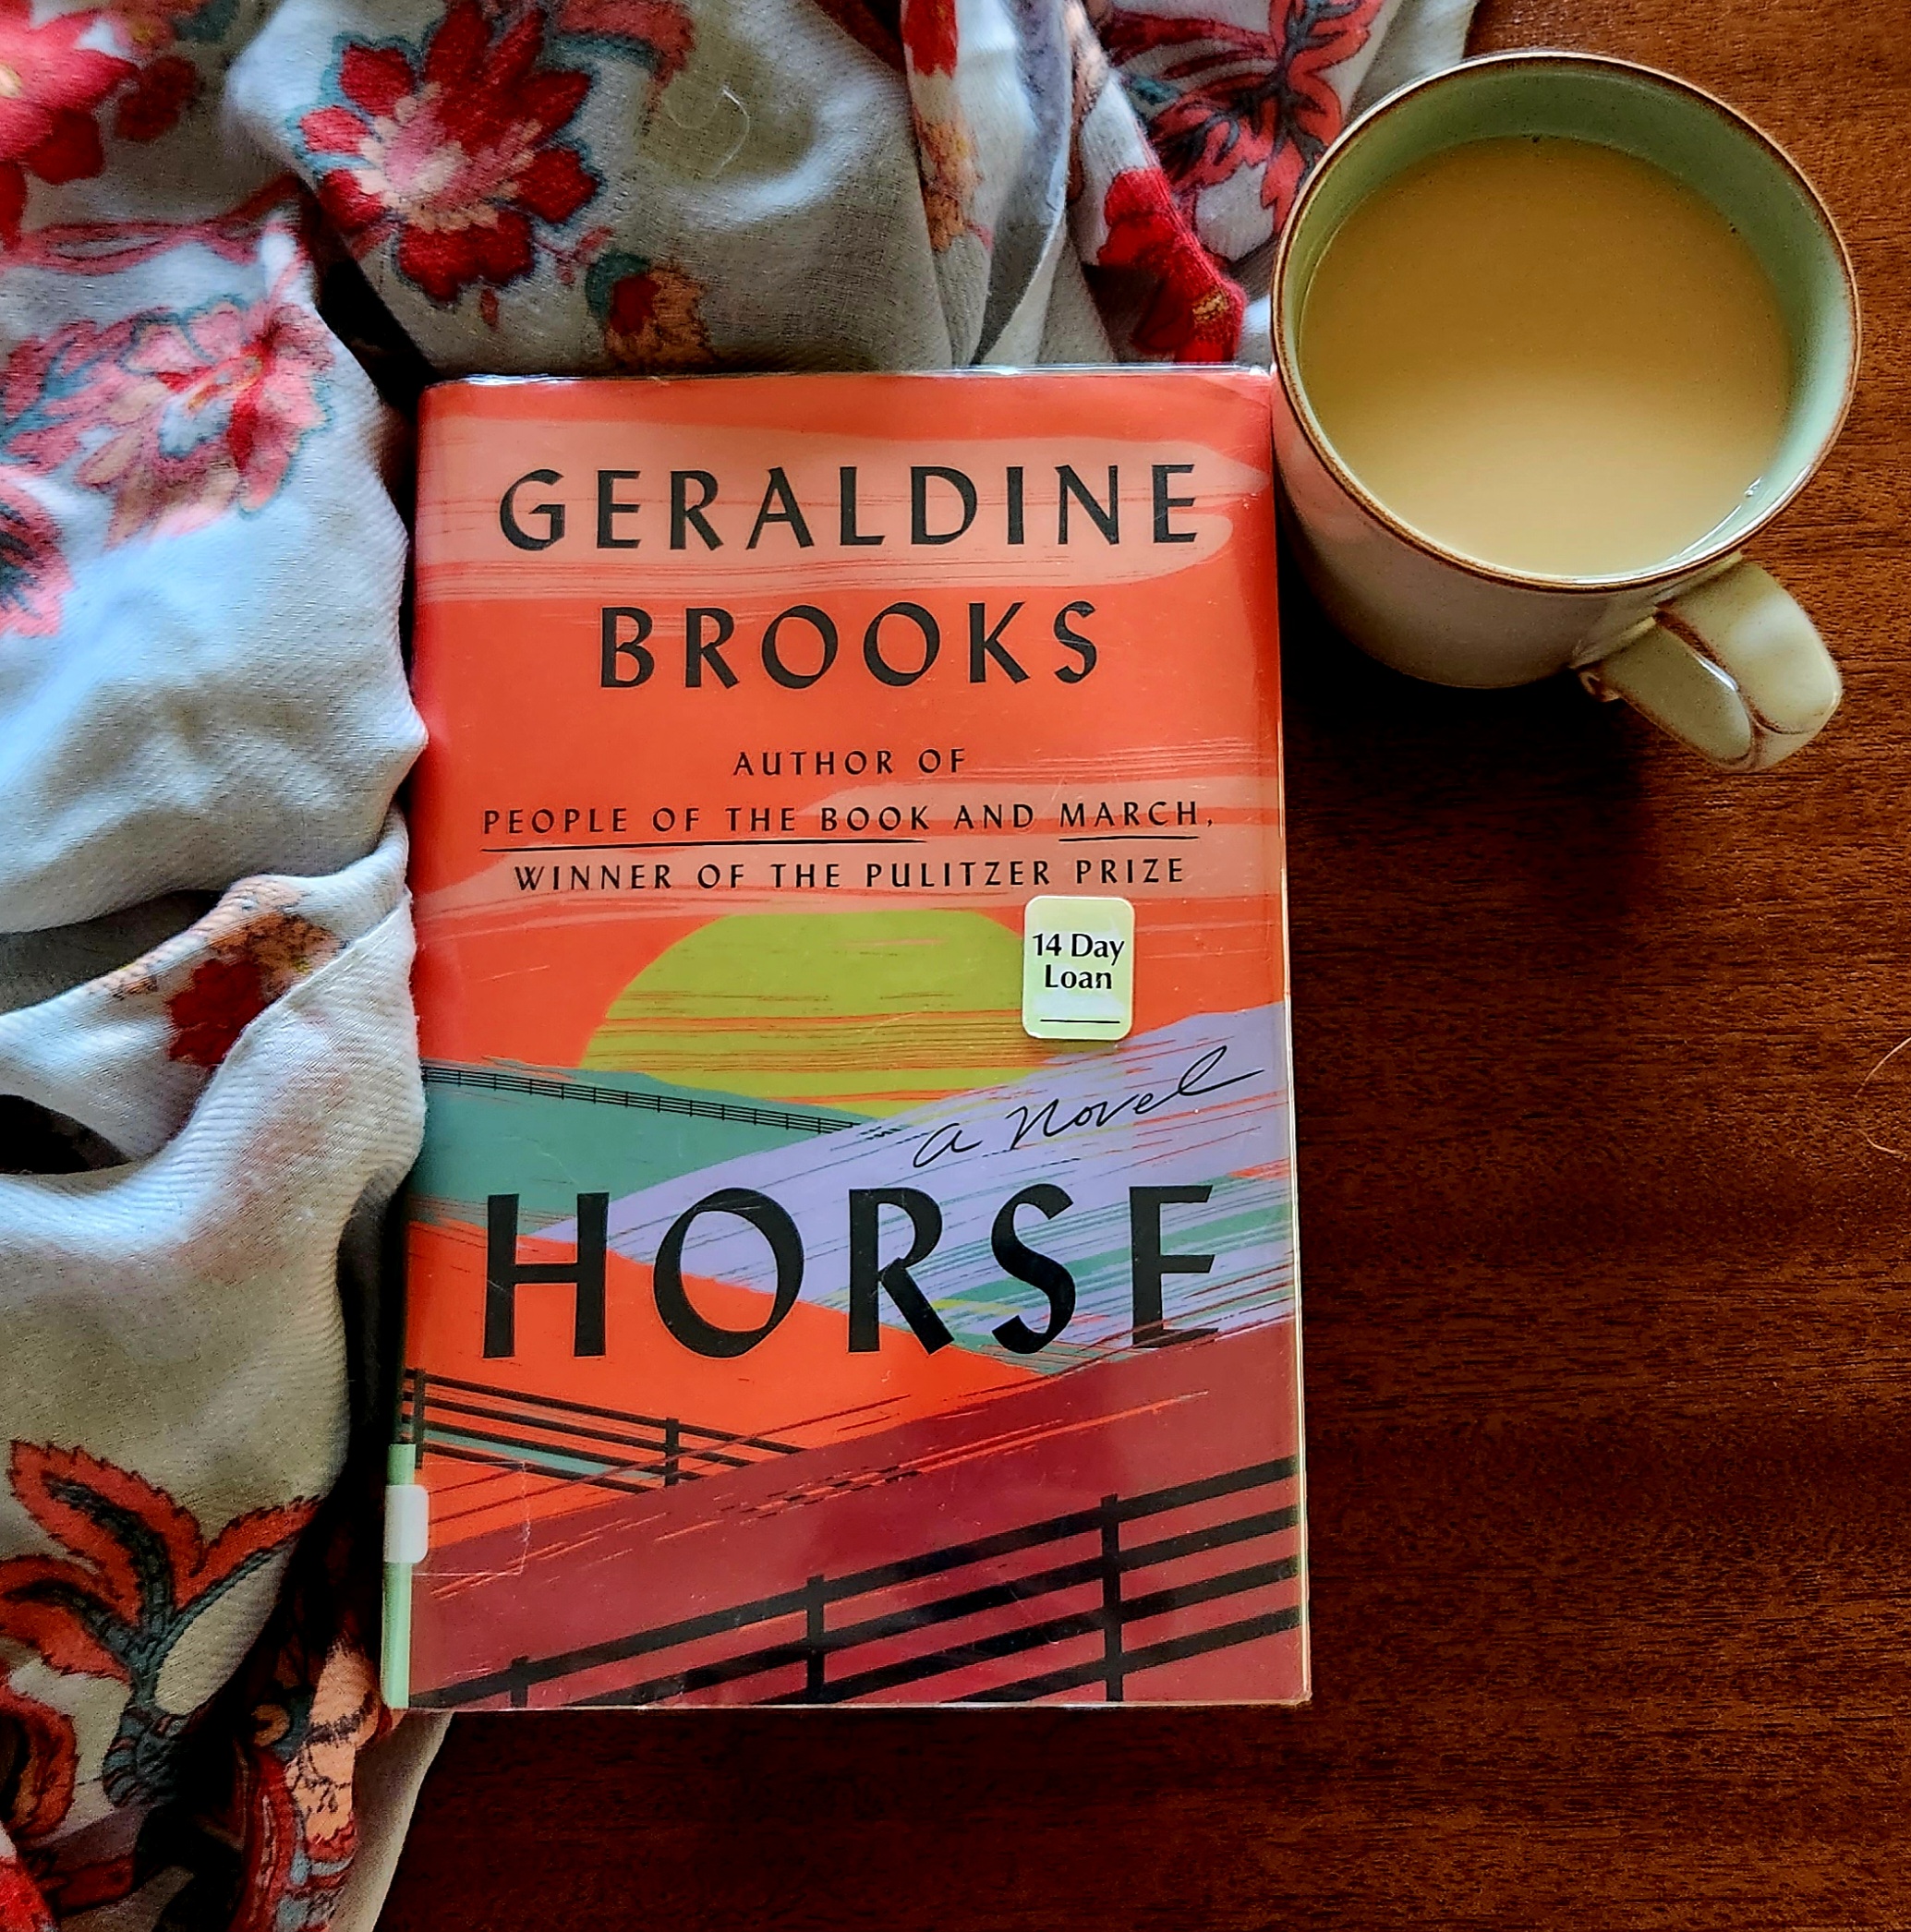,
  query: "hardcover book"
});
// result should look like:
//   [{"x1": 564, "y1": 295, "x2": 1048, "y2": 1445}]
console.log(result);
[{"x1": 387, "y1": 368, "x2": 1305, "y2": 1709}]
